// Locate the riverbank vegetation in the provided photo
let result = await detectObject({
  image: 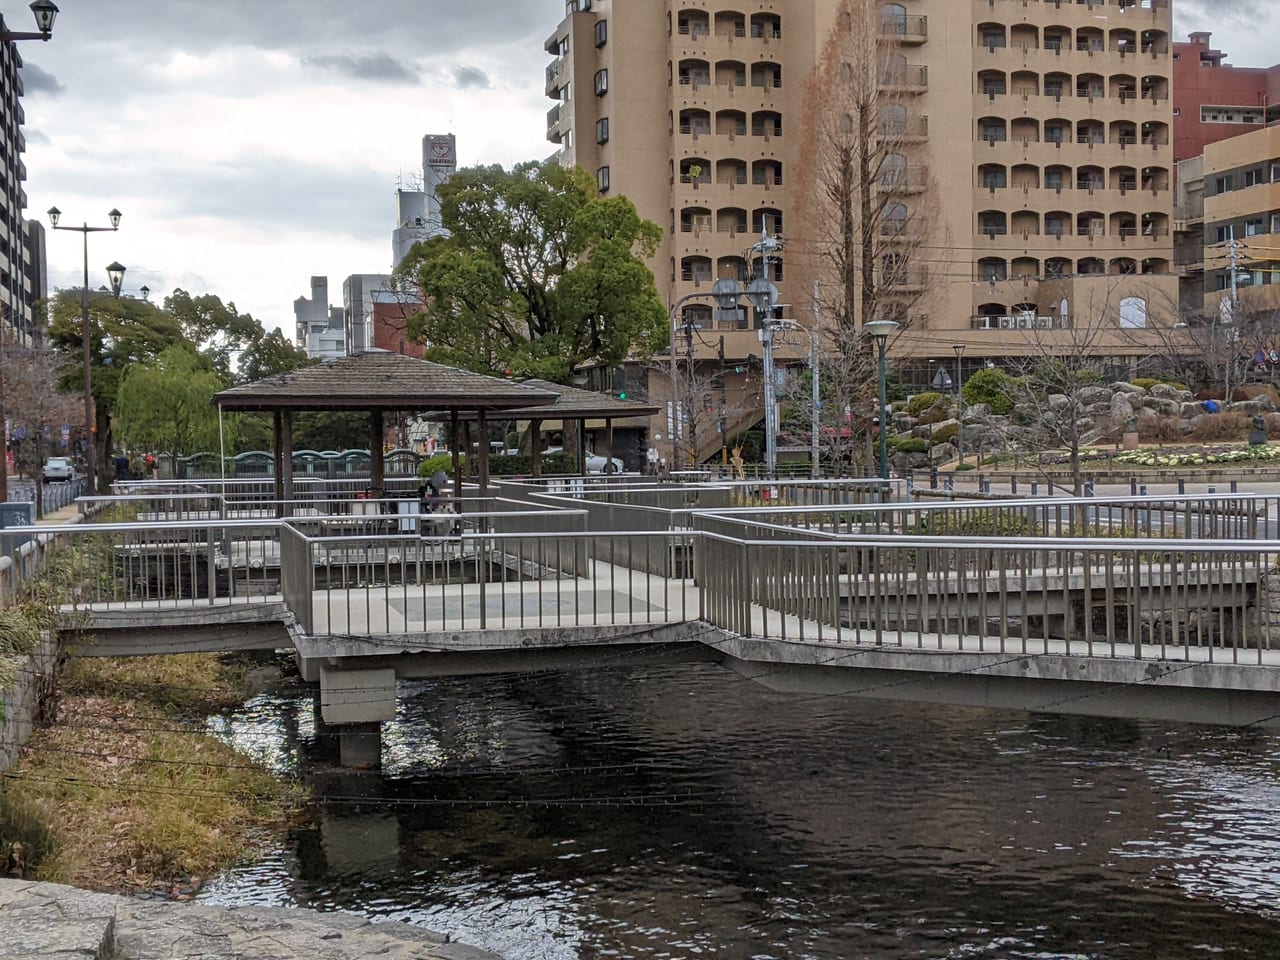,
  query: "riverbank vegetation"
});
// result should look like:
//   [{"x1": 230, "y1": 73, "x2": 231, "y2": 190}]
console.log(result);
[{"x1": 1, "y1": 652, "x2": 303, "y2": 895}]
